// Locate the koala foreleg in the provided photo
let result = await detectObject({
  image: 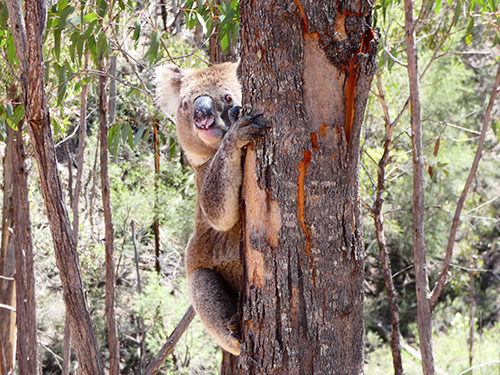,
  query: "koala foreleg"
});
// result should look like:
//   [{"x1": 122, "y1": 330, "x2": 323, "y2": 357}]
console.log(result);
[
  {"x1": 198, "y1": 109, "x2": 266, "y2": 232},
  {"x1": 190, "y1": 268, "x2": 241, "y2": 355}
]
